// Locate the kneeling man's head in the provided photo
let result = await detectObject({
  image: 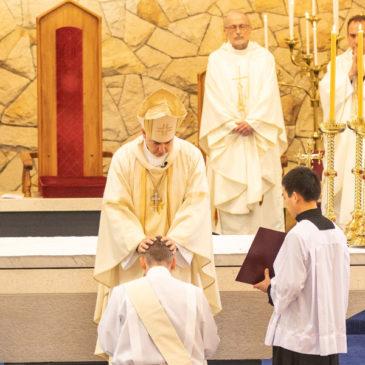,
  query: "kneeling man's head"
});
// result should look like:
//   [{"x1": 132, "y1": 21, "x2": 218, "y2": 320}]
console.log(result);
[{"x1": 139, "y1": 236, "x2": 176, "y2": 273}]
